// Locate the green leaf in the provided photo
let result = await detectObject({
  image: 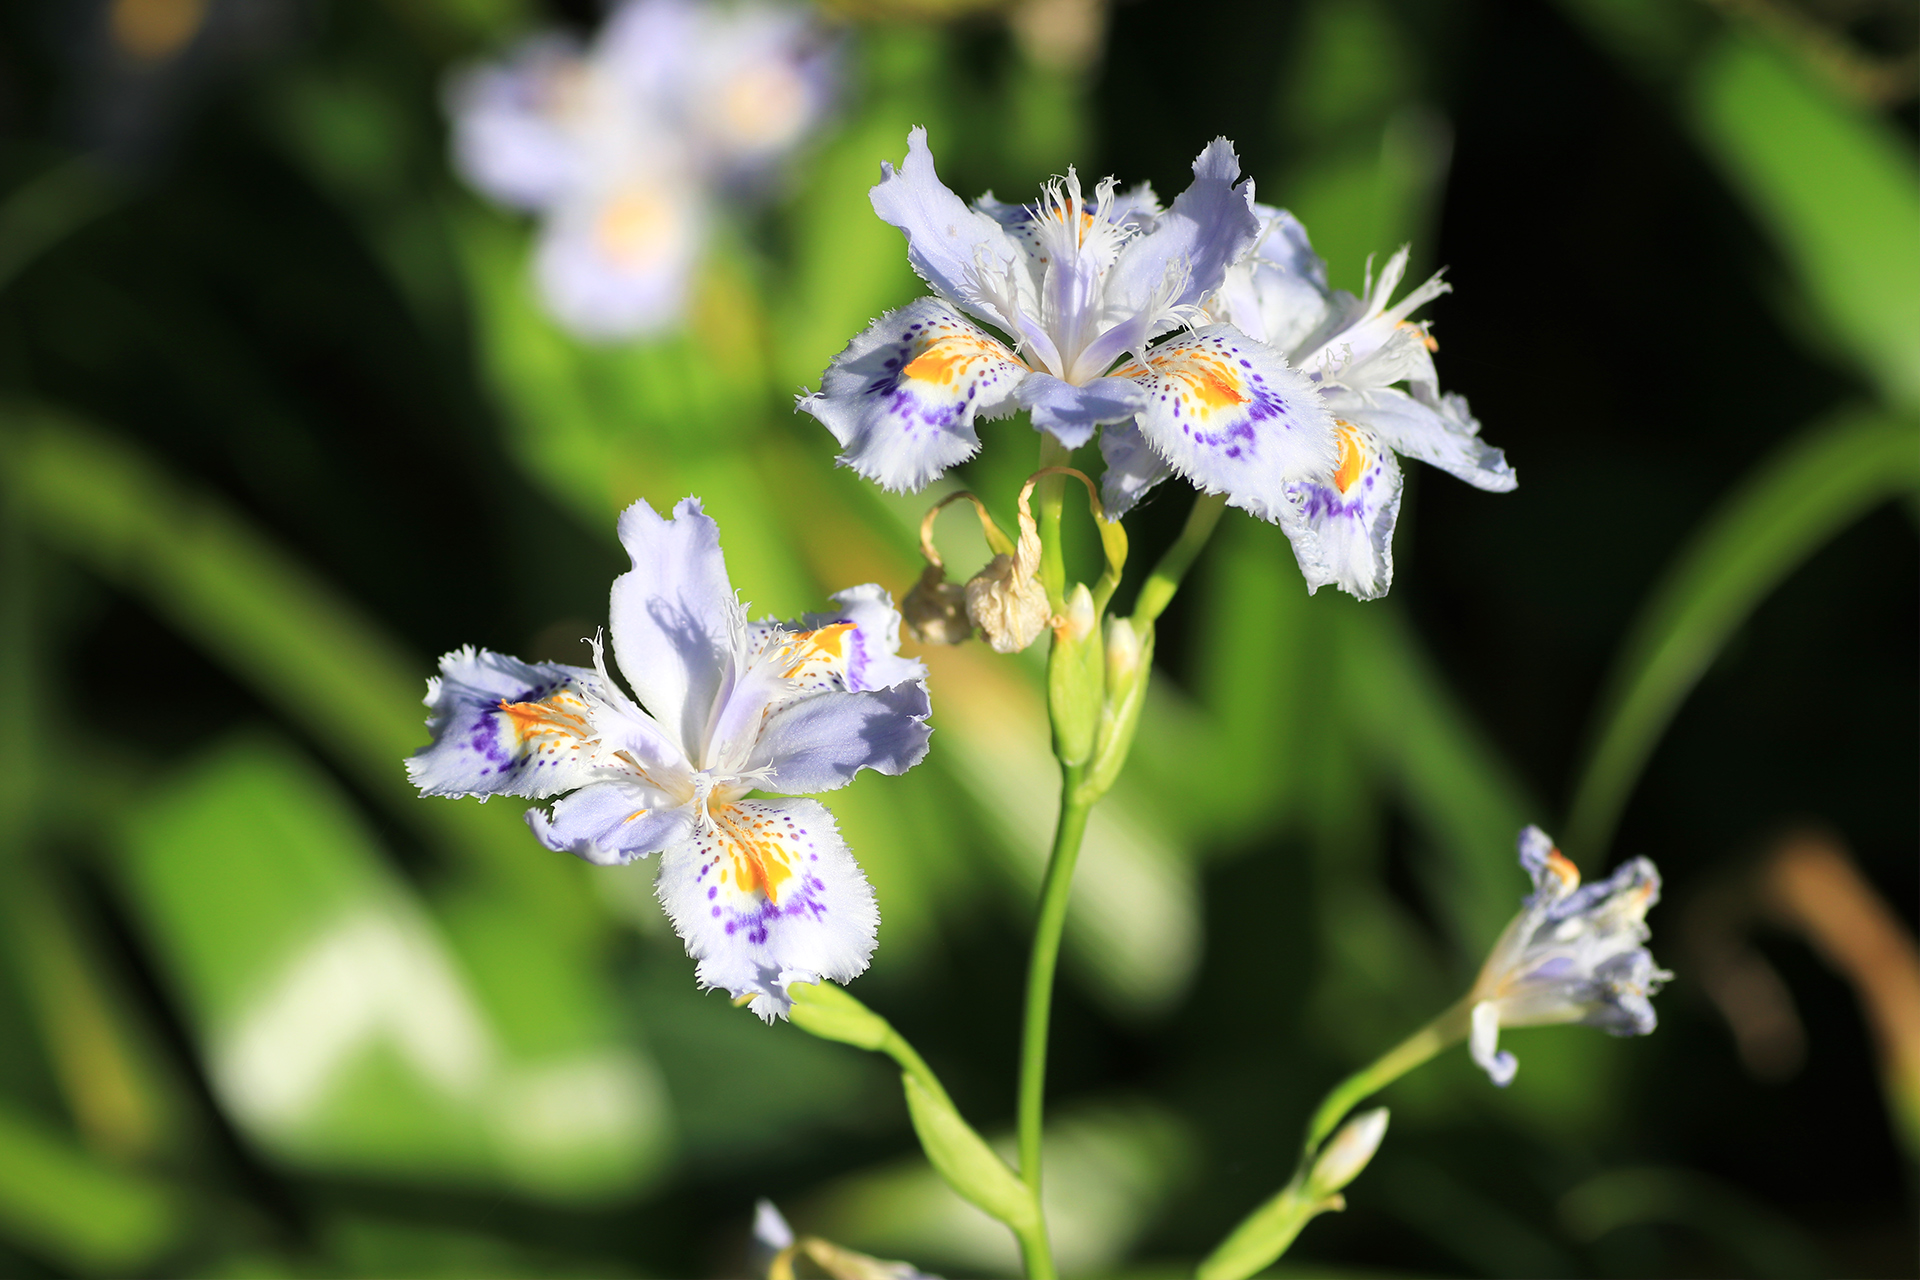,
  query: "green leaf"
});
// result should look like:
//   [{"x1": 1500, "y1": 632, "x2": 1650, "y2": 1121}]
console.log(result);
[
  {"x1": 1566, "y1": 410, "x2": 1920, "y2": 857},
  {"x1": 0, "y1": 1104, "x2": 185, "y2": 1274},
  {"x1": 0, "y1": 159, "x2": 120, "y2": 298},
  {"x1": 900, "y1": 1072, "x2": 1038, "y2": 1233},
  {"x1": 1690, "y1": 32, "x2": 1920, "y2": 410},
  {"x1": 118, "y1": 734, "x2": 671, "y2": 1194},
  {"x1": 1335, "y1": 604, "x2": 1536, "y2": 953},
  {"x1": 0, "y1": 406, "x2": 597, "y2": 936}
]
